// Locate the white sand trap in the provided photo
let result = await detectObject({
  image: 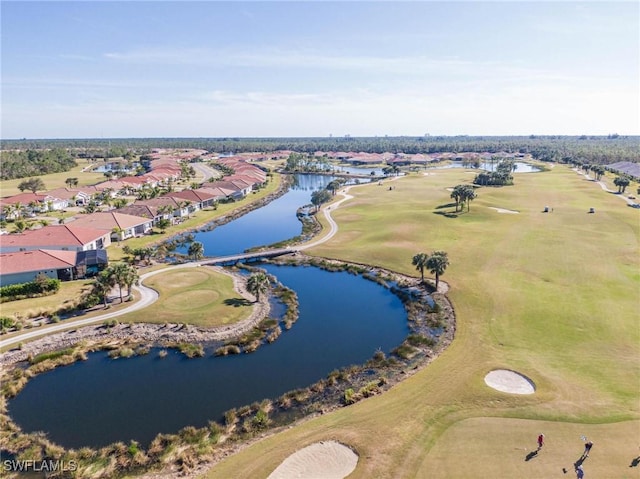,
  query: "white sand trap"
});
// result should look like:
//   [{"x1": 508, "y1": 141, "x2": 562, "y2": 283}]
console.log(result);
[
  {"x1": 484, "y1": 369, "x2": 535, "y2": 394},
  {"x1": 267, "y1": 441, "x2": 358, "y2": 479},
  {"x1": 489, "y1": 207, "x2": 519, "y2": 214}
]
